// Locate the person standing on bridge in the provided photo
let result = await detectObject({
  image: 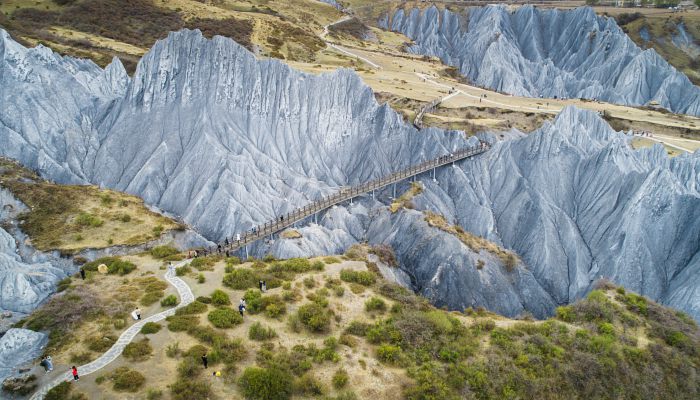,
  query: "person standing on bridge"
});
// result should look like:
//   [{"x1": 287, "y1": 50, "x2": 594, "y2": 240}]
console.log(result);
[
  {"x1": 225, "y1": 237, "x2": 229, "y2": 247},
  {"x1": 280, "y1": 215, "x2": 284, "y2": 223},
  {"x1": 72, "y1": 366, "x2": 79, "y2": 381},
  {"x1": 236, "y1": 233, "x2": 241, "y2": 244},
  {"x1": 202, "y1": 353, "x2": 208, "y2": 369}
]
